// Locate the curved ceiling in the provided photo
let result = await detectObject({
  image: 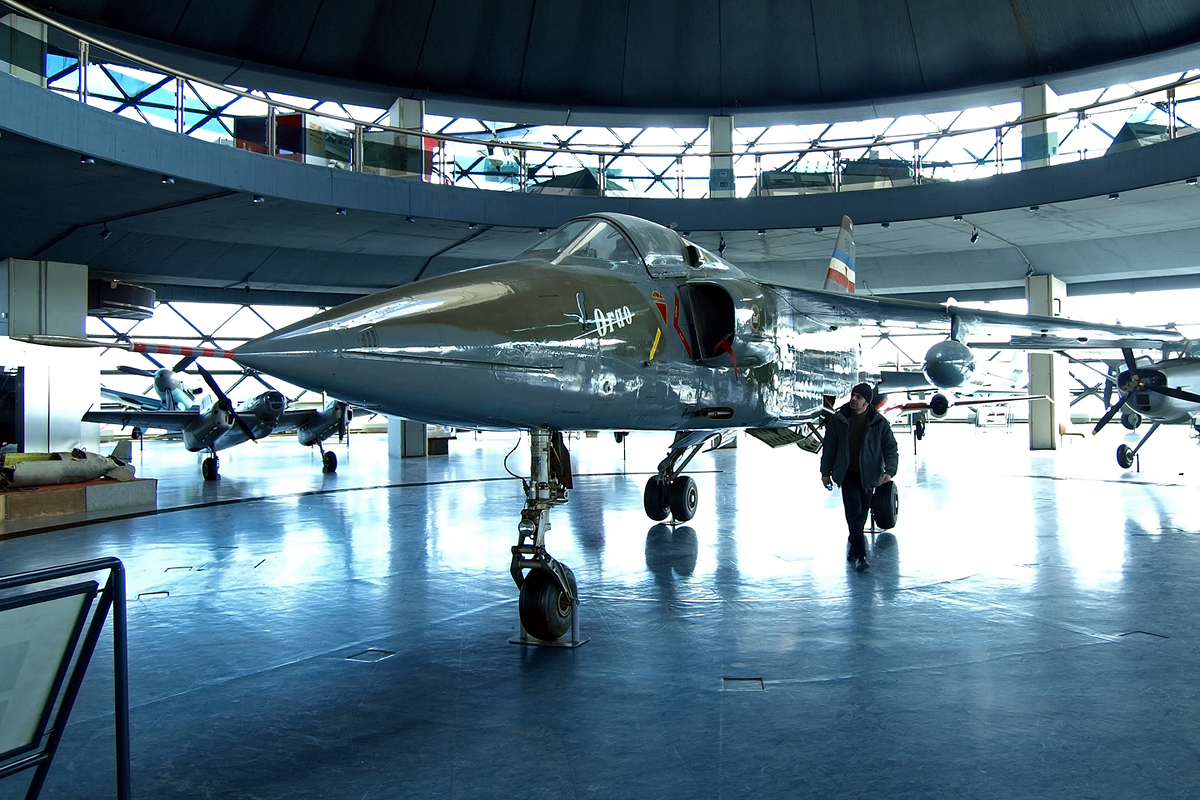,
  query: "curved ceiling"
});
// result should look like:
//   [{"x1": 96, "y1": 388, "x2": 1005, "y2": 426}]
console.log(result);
[{"x1": 28, "y1": 0, "x2": 1200, "y2": 118}]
